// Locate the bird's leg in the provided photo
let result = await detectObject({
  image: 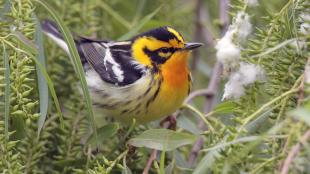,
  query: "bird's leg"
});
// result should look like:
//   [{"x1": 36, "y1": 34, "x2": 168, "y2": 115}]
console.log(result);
[{"x1": 160, "y1": 115, "x2": 177, "y2": 130}]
